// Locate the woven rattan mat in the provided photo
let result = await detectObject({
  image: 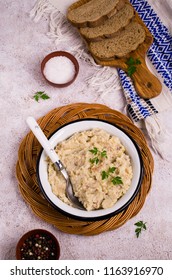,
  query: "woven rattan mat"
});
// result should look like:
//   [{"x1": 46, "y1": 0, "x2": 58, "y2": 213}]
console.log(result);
[{"x1": 16, "y1": 103, "x2": 154, "y2": 236}]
